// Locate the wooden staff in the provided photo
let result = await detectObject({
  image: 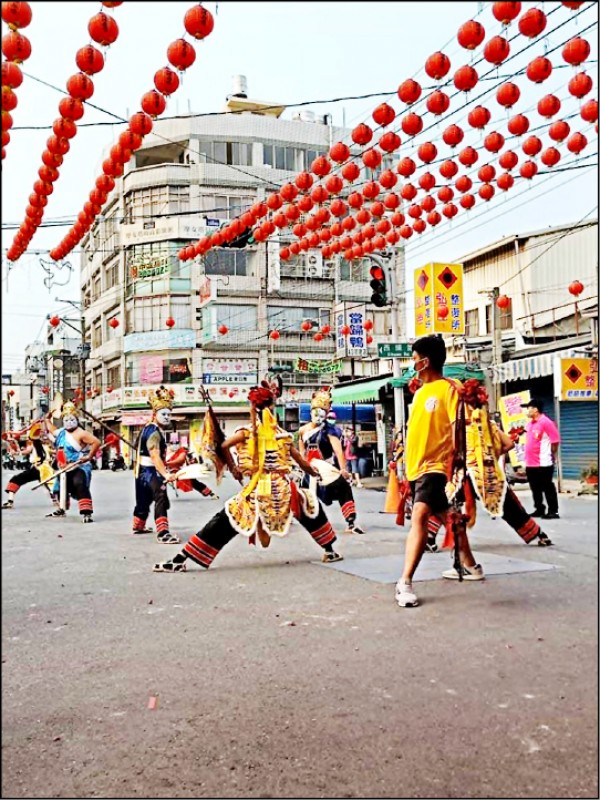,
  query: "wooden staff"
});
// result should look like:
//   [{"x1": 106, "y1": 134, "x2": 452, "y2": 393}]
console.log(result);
[
  {"x1": 78, "y1": 407, "x2": 135, "y2": 448},
  {"x1": 31, "y1": 434, "x2": 119, "y2": 490}
]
